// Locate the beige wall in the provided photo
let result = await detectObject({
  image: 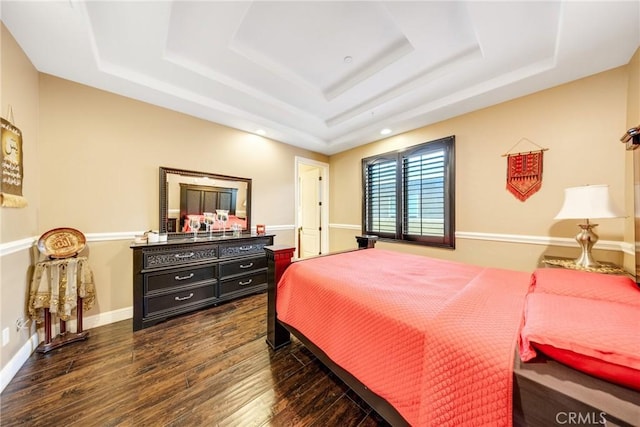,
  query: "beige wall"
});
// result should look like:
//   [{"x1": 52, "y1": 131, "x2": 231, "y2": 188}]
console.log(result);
[
  {"x1": 623, "y1": 48, "x2": 640, "y2": 271},
  {"x1": 37, "y1": 75, "x2": 327, "y2": 234},
  {"x1": 627, "y1": 48, "x2": 640, "y2": 128},
  {"x1": 1, "y1": 23, "x2": 41, "y2": 375},
  {"x1": 329, "y1": 65, "x2": 632, "y2": 271}
]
